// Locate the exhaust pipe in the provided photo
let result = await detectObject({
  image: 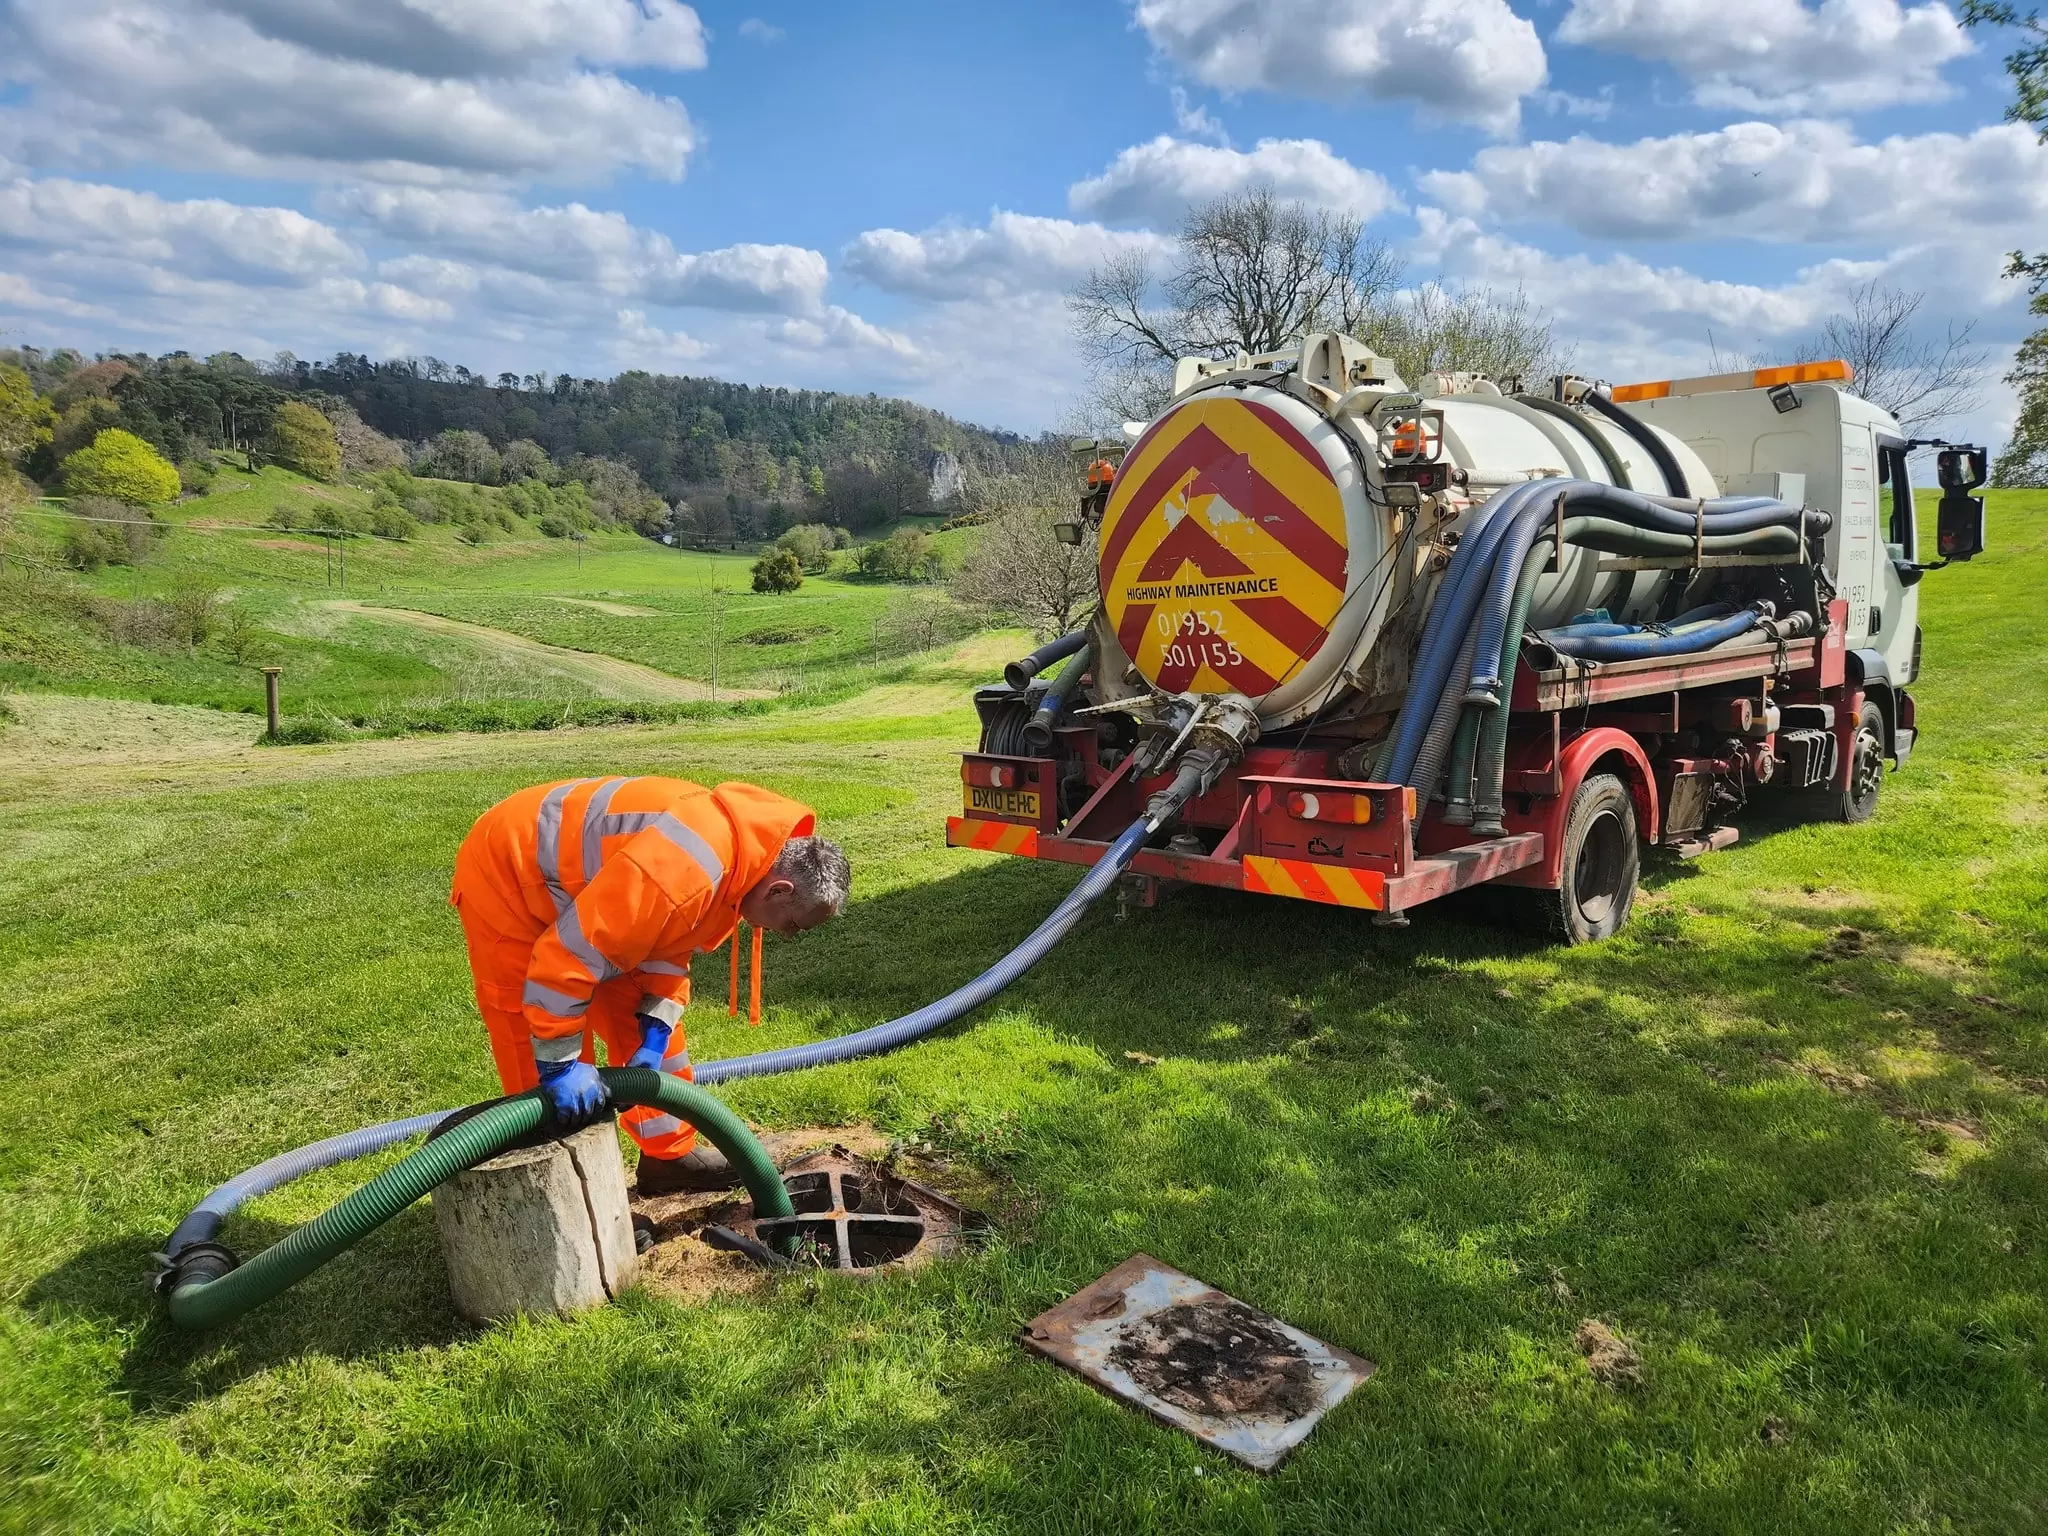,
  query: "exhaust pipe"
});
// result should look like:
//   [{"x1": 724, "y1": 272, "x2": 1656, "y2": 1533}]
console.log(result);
[{"x1": 1004, "y1": 630, "x2": 1088, "y2": 691}]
